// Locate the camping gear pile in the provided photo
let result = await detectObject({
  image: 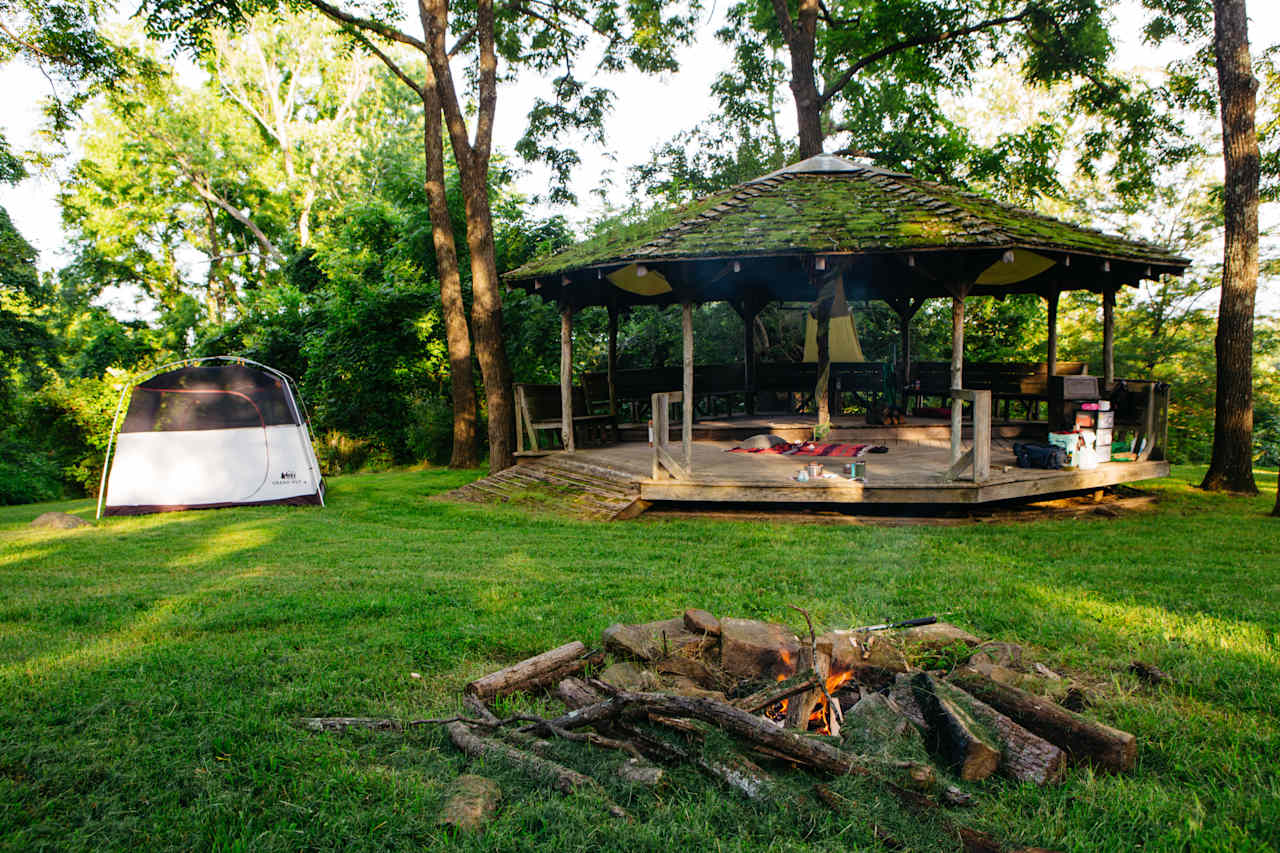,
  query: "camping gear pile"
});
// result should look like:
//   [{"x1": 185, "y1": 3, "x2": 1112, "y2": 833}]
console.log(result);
[{"x1": 301, "y1": 610, "x2": 1146, "y2": 848}]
